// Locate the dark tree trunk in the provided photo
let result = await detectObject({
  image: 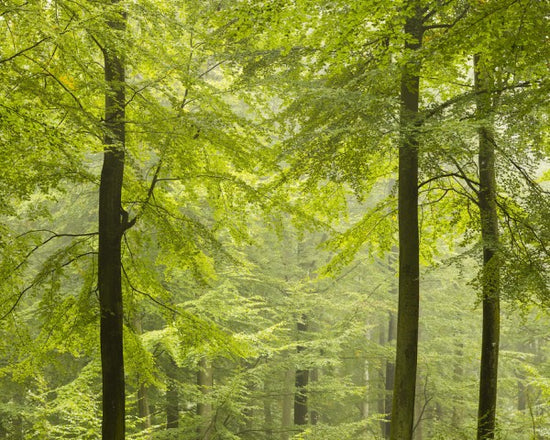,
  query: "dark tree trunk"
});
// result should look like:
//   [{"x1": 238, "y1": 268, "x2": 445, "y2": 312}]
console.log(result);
[
  {"x1": 294, "y1": 319, "x2": 309, "y2": 426},
  {"x1": 99, "y1": 3, "x2": 126, "y2": 439},
  {"x1": 390, "y1": 4, "x2": 424, "y2": 440},
  {"x1": 475, "y1": 54, "x2": 500, "y2": 440}
]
